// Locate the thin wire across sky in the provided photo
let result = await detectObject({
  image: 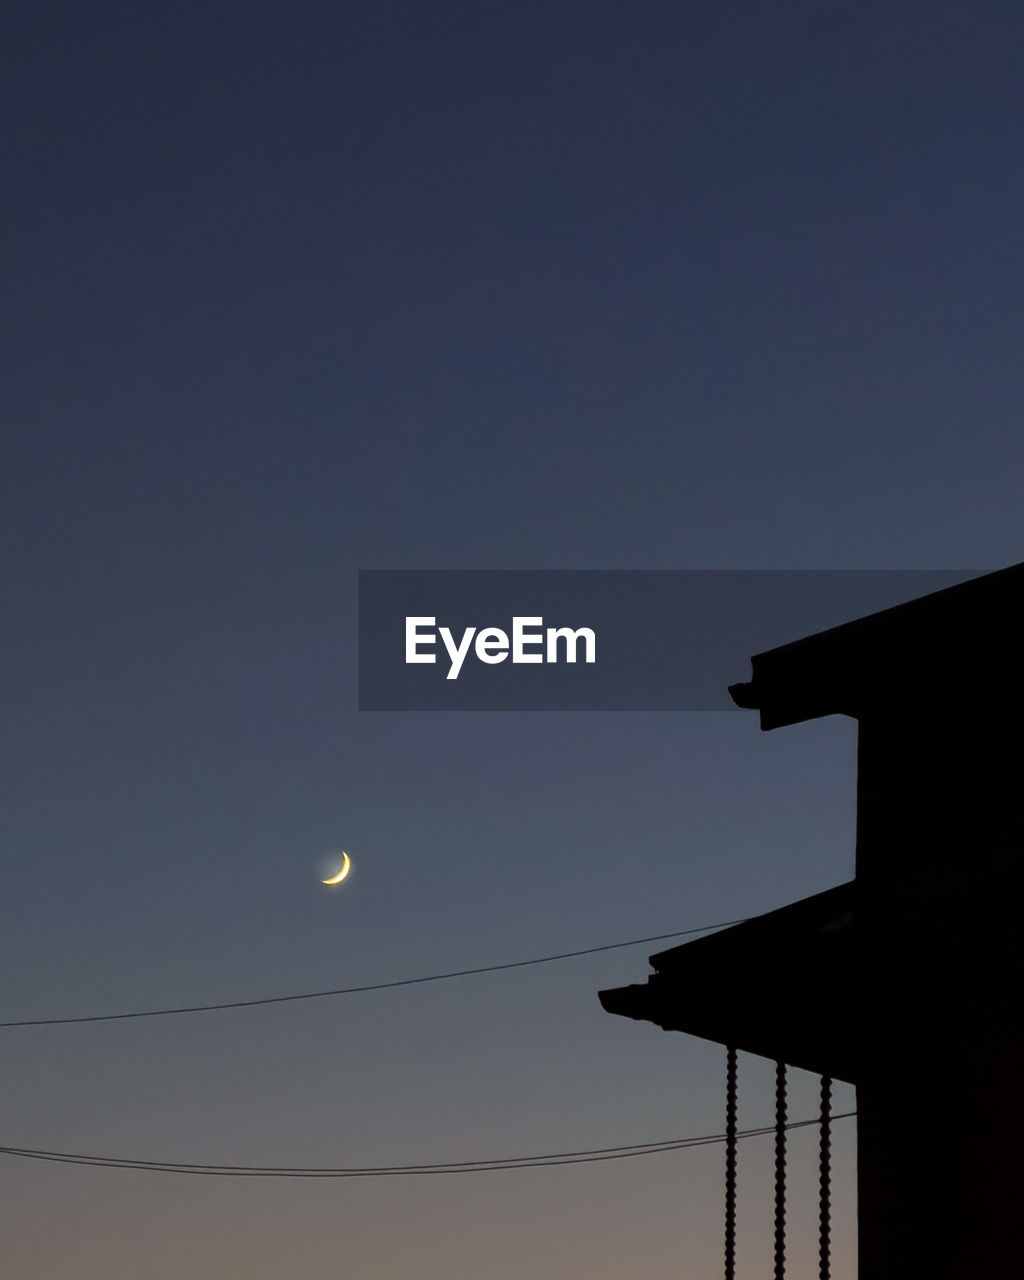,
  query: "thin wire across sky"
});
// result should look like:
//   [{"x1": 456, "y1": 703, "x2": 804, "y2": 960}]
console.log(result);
[
  {"x1": 0, "y1": 1115, "x2": 855, "y2": 1178},
  {"x1": 1, "y1": 915, "x2": 854, "y2": 1181},
  {"x1": 0, "y1": 918, "x2": 746, "y2": 1028}
]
